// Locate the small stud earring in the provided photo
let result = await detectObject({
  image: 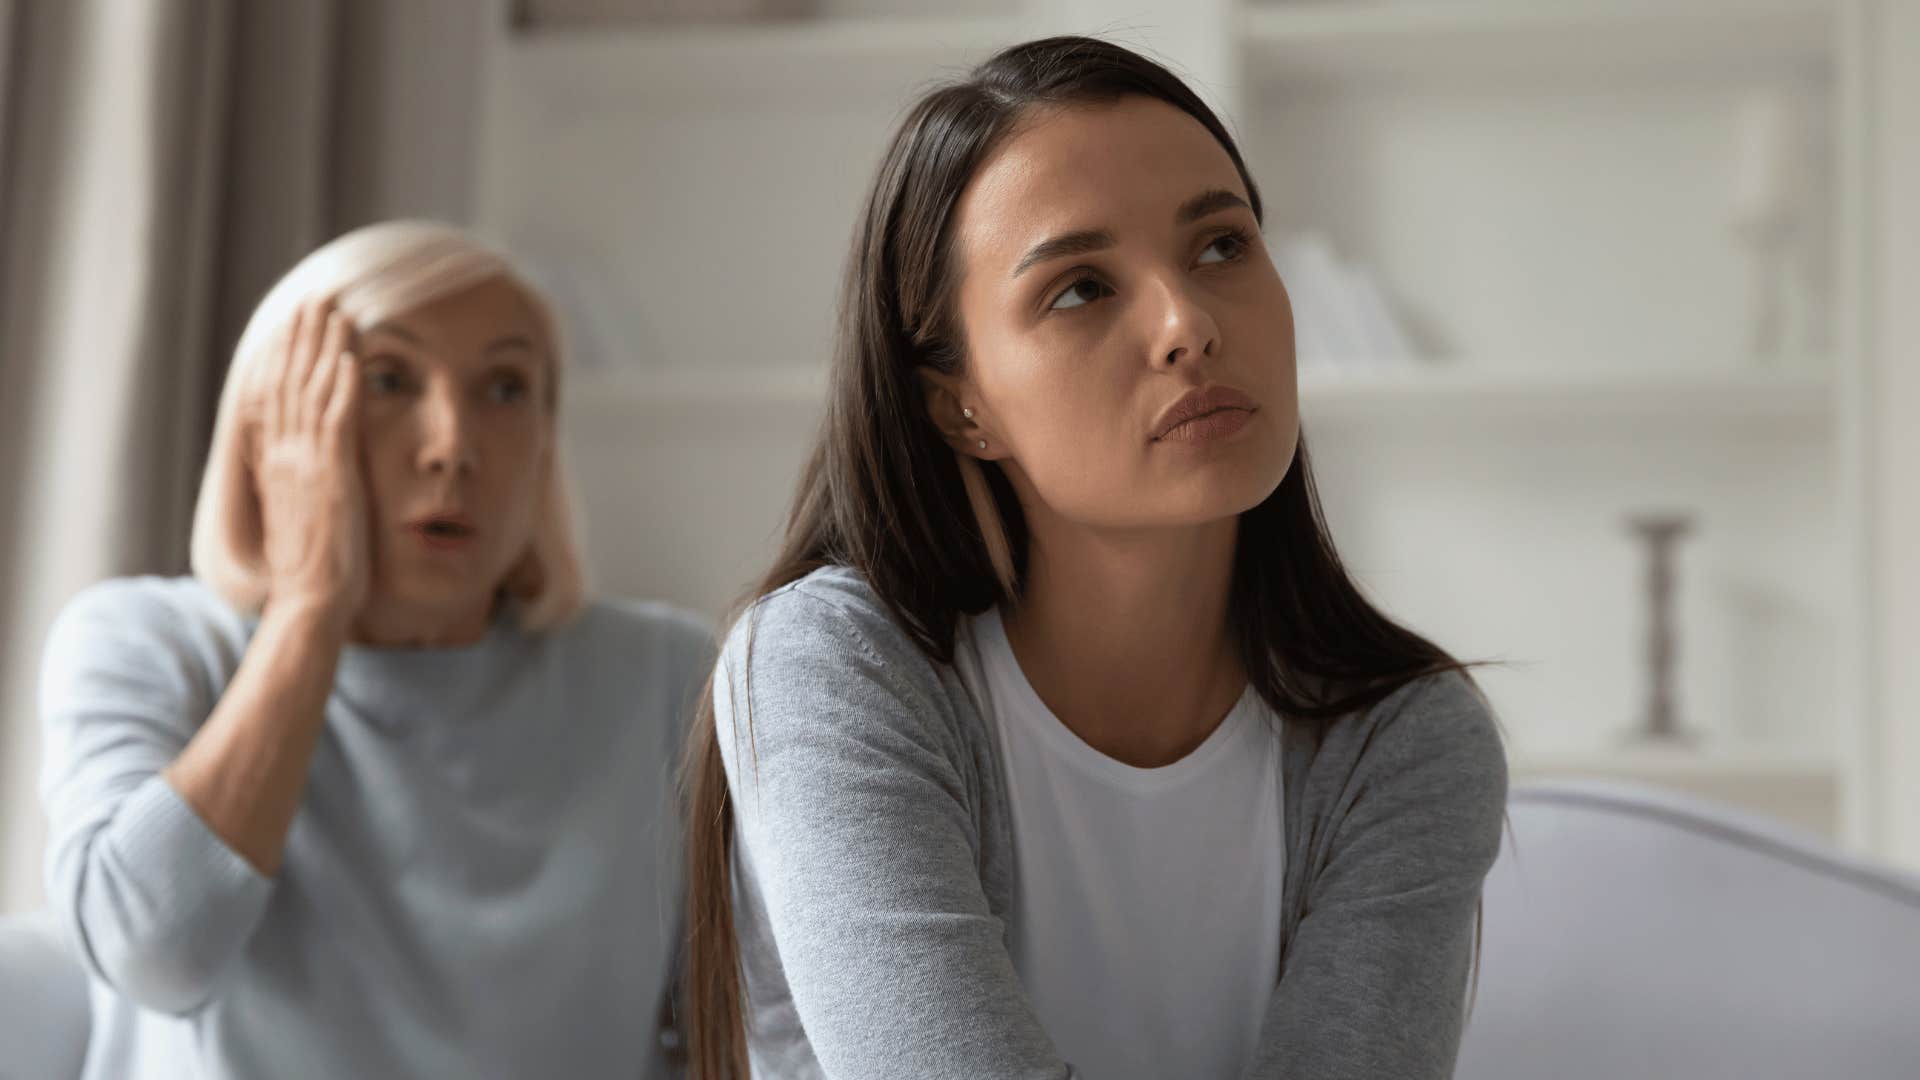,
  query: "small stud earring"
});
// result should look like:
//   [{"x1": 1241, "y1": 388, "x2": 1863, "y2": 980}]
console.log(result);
[
  {"x1": 977, "y1": 439, "x2": 987, "y2": 450},
  {"x1": 962, "y1": 407, "x2": 974, "y2": 420}
]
